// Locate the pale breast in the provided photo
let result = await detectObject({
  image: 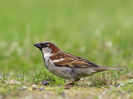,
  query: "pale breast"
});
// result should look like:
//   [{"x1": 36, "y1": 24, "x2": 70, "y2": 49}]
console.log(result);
[{"x1": 45, "y1": 59, "x2": 72, "y2": 79}]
